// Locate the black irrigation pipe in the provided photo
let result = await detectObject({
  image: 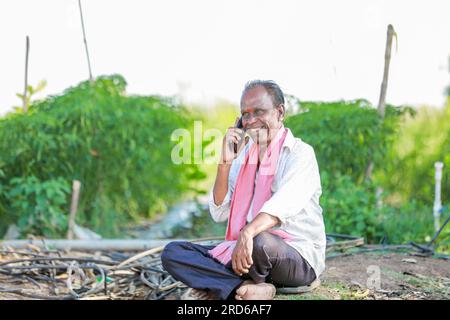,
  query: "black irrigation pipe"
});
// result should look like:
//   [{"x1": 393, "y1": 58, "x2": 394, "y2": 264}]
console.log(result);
[
  {"x1": 0, "y1": 256, "x2": 117, "y2": 267},
  {"x1": 326, "y1": 233, "x2": 362, "y2": 241},
  {"x1": 326, "y1": 245, "x2": 409, "y2": 260},
  {"x1": 0, "y1": 286, "x2": 74, "y2": 300},
  {"x1": 409, "y1": 214, "x2": 450, "y2": 254},
  {"x1": 326, "y1": 243, "x2": 450, "y2": 260},
  {"x1": 326, "y1": 214, "x2": 450, "y2": 260},
  {"x1": 0, "y1": 250, "x2": 51, "y2": 258}
]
